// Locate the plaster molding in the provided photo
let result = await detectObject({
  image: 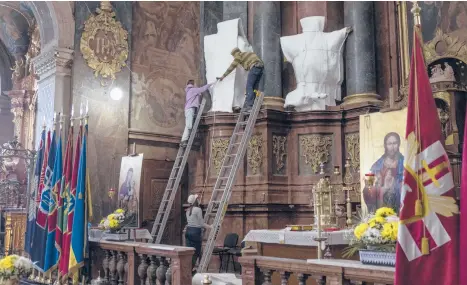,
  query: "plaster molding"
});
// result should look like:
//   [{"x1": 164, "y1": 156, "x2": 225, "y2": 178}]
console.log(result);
[{"x1": 32, "y1": 47, "x2": 74, "y2": 79}]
